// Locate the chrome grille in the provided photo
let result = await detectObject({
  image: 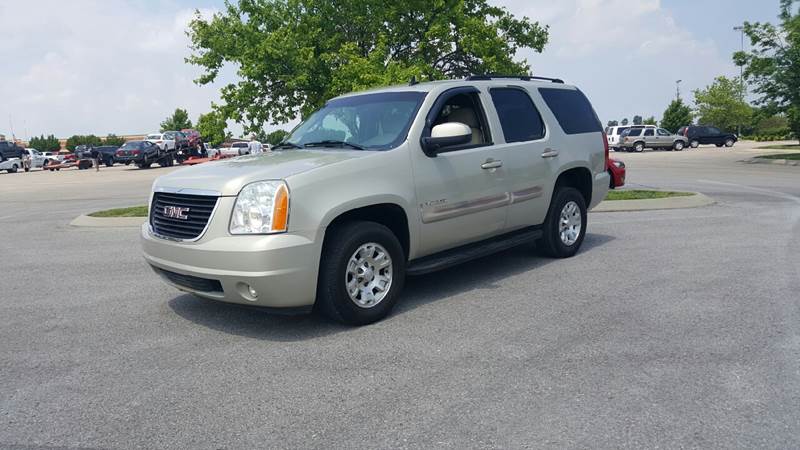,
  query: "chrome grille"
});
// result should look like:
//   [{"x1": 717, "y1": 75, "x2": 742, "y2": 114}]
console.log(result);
[{"x1": 150, "y1": 192, "x2": 218, "y2": 240}]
